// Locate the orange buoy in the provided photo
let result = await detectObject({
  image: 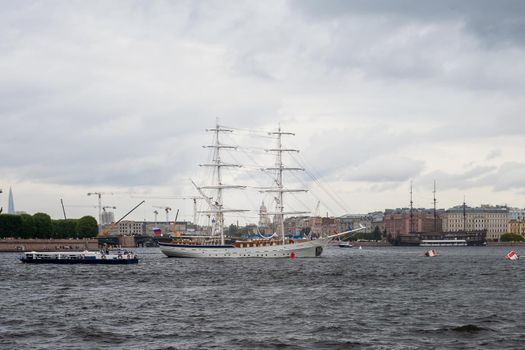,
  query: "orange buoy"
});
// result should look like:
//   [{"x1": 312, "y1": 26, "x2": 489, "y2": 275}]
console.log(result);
[{"x1": 290, "y1": 251, "x2": 296, "y2": 259}]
